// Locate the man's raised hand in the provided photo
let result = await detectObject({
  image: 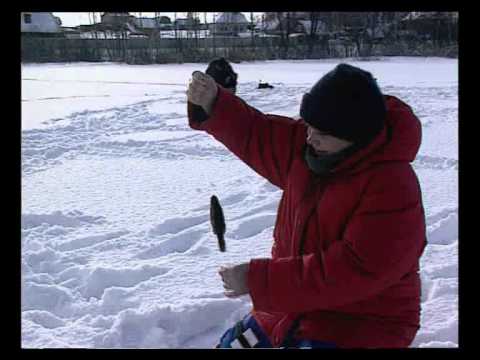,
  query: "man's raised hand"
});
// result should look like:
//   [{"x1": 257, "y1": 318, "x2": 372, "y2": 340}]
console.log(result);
[{"x1": 187, "y1": 71, "x2": 218, "y2": 115}]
